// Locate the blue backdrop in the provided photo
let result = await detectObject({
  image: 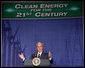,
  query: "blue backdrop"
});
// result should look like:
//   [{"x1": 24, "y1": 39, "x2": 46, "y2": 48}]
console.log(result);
[{"x1": 1, "y1": 18, "x2": 84, "y2": 67}]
